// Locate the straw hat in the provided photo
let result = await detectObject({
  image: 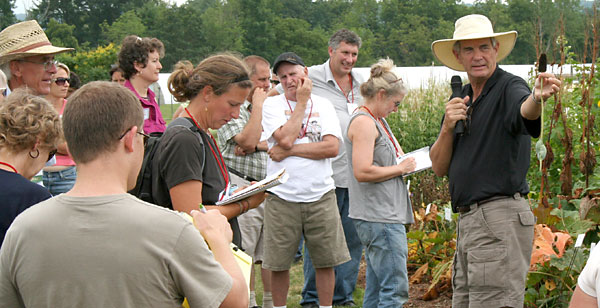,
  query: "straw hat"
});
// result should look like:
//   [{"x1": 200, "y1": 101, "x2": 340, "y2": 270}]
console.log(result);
[
  {"x1": 431, "y1": 14, "x2": 517, "y2": 71},
  {"x1": 0, "y1": 20, "x2": 74, "y2": 64}
]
